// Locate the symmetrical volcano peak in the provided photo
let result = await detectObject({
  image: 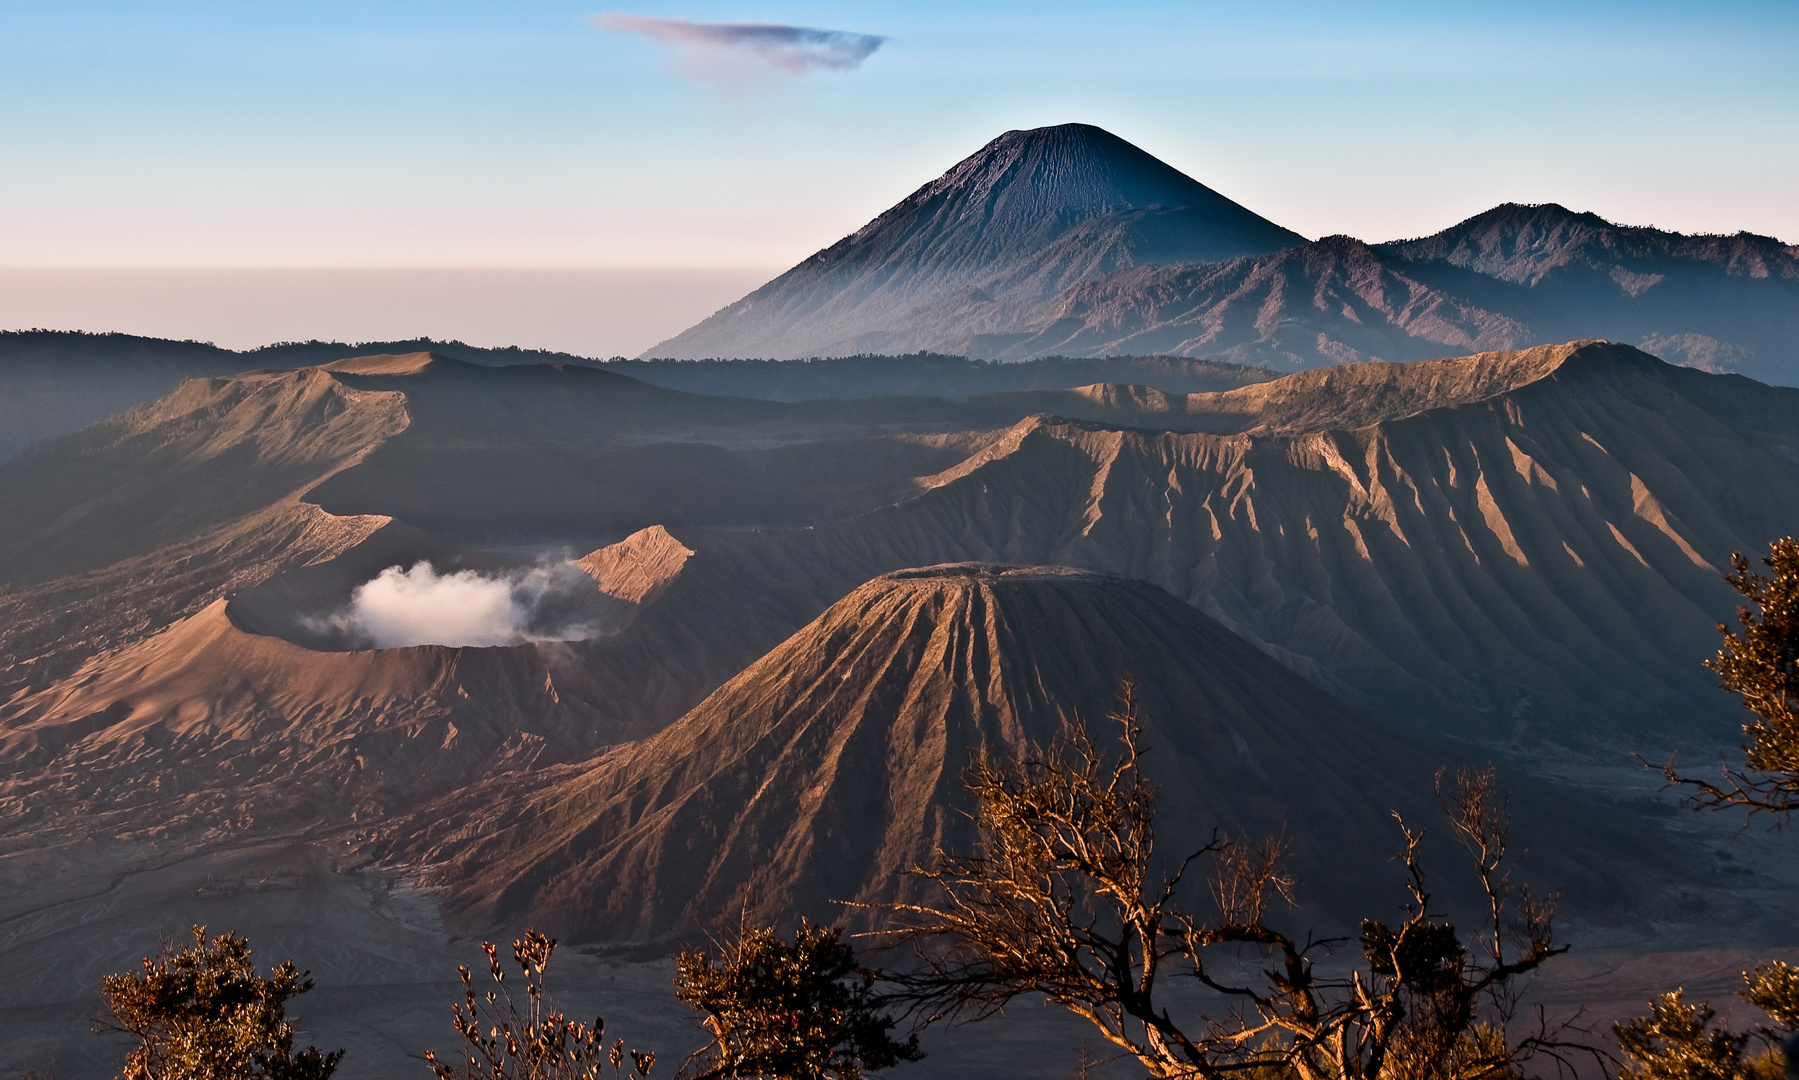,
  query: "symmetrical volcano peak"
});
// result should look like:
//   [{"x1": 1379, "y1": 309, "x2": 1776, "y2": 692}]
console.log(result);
[
  {"x1": 845, "y1": 122, "x2": 1301, "y2": 253},
  {"x1": 644, "y1": 123, "x2": 1304, "y2": 360}
]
